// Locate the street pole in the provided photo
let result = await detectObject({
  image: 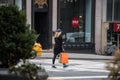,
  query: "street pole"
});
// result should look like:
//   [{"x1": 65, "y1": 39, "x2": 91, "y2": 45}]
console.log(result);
[{"x1": 117, "y1": 34, "x2": 120, "y2": 48}]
